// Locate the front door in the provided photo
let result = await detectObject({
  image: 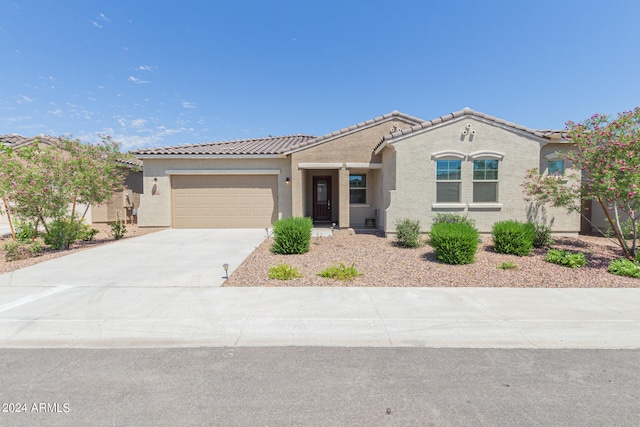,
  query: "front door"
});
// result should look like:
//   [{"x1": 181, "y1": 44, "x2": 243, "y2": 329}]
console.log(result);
[{"x1": 313, "y1": 176, "x2": 332, "y2": 221}]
